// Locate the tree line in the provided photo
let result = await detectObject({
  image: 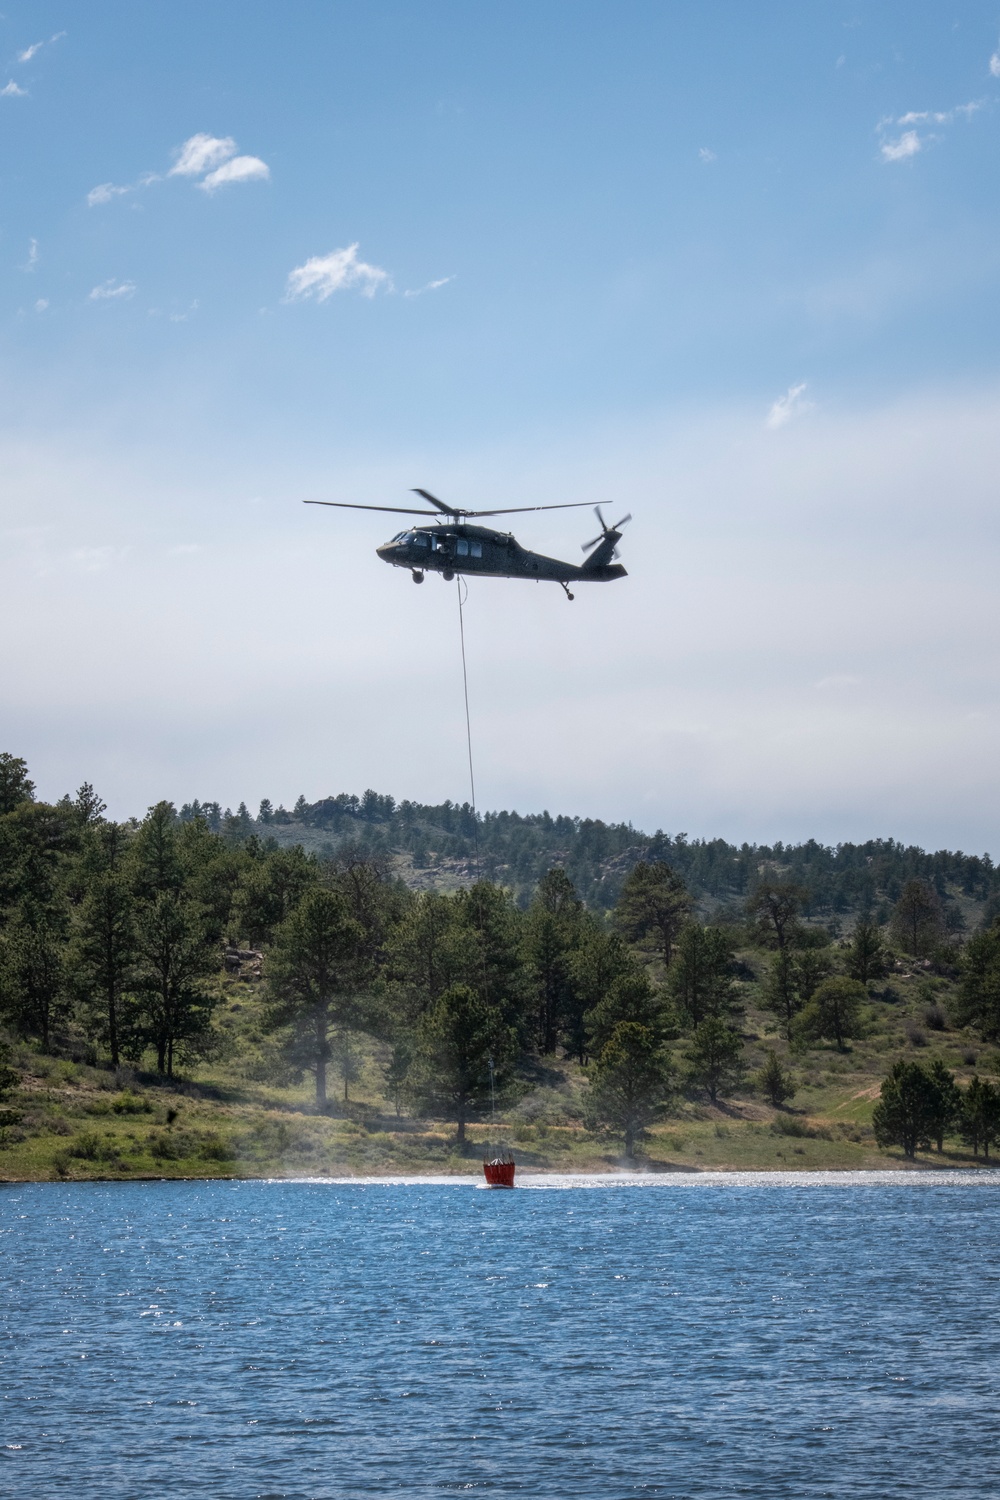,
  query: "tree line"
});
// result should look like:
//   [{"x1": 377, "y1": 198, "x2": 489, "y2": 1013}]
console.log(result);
[
  {"x1": 4, "y1": 751, "x2": 1000, "y2": 1158},
  {"x1": 180, "y1": 785, "x2": 1000, "y2": 913}
]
